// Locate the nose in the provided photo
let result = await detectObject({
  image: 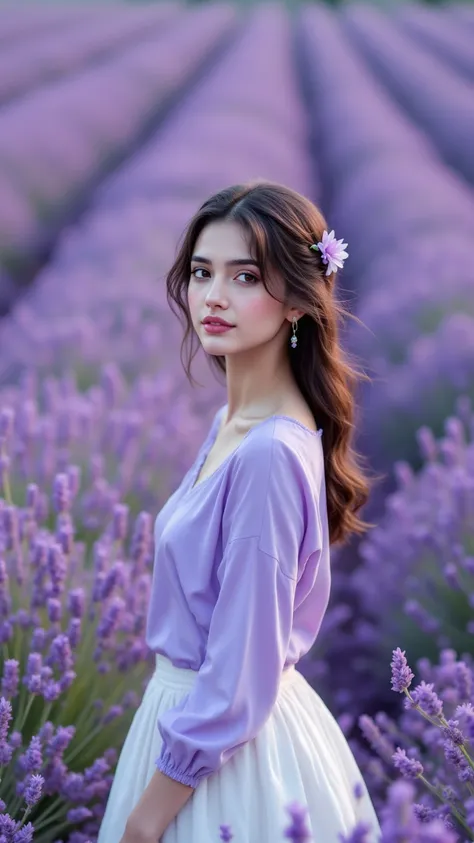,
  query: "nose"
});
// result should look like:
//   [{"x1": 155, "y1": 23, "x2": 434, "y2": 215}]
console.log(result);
[{"x1": 204, "y1": 274, "x2": 230, "y2": 310}]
